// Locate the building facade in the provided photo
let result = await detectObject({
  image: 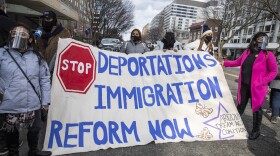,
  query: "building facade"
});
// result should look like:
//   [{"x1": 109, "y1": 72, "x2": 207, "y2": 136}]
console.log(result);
[
  {"x1": 223, "y1": 10, "x2": 280, "y2": 59},
  {"x1": 142, "y1": 23, "x2": 150, "y2": 42},
  {"x1": 150, "y1": 11, "x2": 164, "y2": 29},
  {"x1": 159, "y1": 0, "x2": 218, "y2": 42},
  {"x1": 189, "y1": 19, "x2": 221, "y2": 47},
  {"x1": 3, "y1": 0, "x2": 92, "y2": 39}
]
